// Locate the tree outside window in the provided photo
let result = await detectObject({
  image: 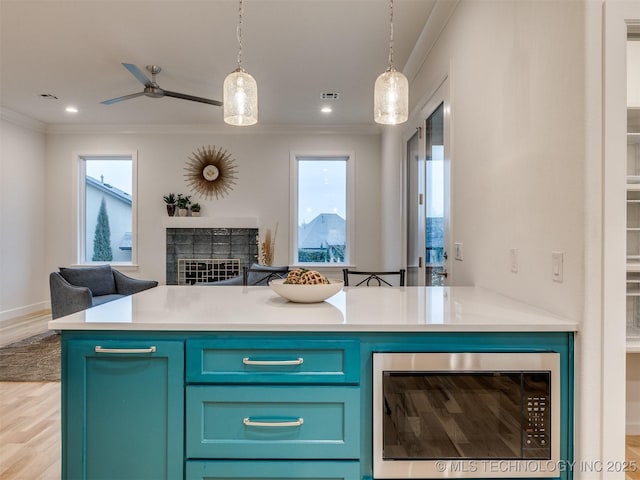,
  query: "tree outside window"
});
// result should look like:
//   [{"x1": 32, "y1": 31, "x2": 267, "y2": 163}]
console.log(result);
[{"x1": 92, "y1": 198, "x2": 113, "y2": 261}]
